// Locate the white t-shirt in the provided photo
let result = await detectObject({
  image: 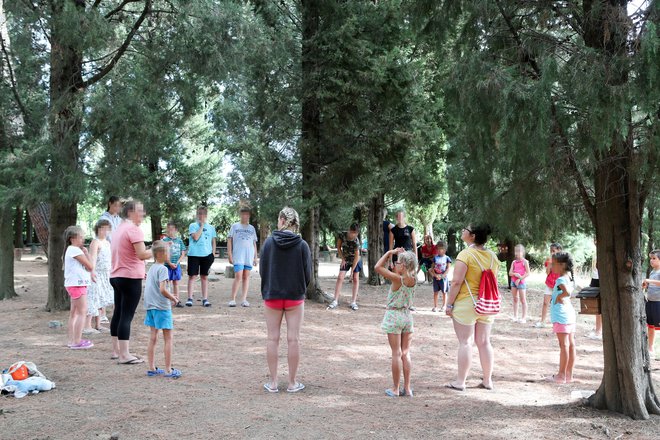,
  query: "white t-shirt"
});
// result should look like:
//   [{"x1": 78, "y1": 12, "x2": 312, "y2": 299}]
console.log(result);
[
  {"x1": 64, "y1": 246, "x2": 91, "y2": 287},
  {"x1": 228, "y1": 223, "x2": 258, "y2": 266}
]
